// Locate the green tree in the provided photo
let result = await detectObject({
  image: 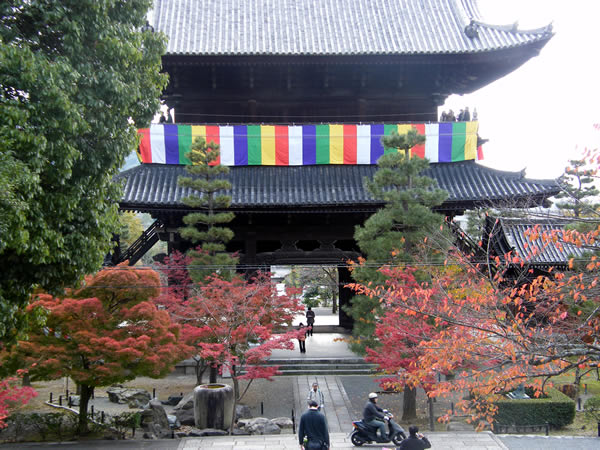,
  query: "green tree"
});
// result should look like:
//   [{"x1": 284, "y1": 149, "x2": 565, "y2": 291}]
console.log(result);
[
  {"x1": 178, "y1": 137, "x2": 238, "y2": 282},
  {"x1": 350, "y1": 129, "x2": 448, "y2": 420},
  {"x1": 178, "y1": 138, "x2": 238, "y2": 383},
  {"x1": 118, "y1": 212, "x2": 145, "y2": 250},
  {"x1": 555, "y1": 159, "x2": 600, "y2": 218},
  {"x1": 286, "y1": 266, "x2": 339, "y2": 313},
  {"x1": 0, "y1": 0, "x2": 167, "y2": 339},
  {"x1": 350, "y1": 130, "x2": 447, "y2": 347}
]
